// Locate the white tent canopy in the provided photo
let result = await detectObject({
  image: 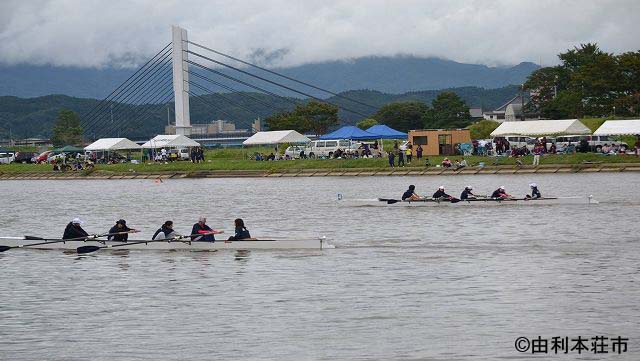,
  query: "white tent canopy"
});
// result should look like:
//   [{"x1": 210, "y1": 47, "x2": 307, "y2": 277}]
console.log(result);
[
  {"x1": 593, "y1": 119, "x2": 640, "y2": 136},
  {"x1": 243, "y1": 130, "x2": 311, "y2": 145},
  {"x1": 141, "y1": 134, "x2": 200, "y2": 149},
  {"x1": 490, "y1": 119, "x2": 591, "y2": 137},
  {"x1": 84, "y1": 138, "x2": 142, "y2": 151}
]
